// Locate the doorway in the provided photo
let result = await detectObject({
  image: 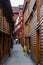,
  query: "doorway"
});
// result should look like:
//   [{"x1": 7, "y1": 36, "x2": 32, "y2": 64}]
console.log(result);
[
  {"x1": 29, "y1": 37, "x2": 31, "y2": 50},
  {"x1": 26, "y1": 37, "x2": 31, "y2": 53}
]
